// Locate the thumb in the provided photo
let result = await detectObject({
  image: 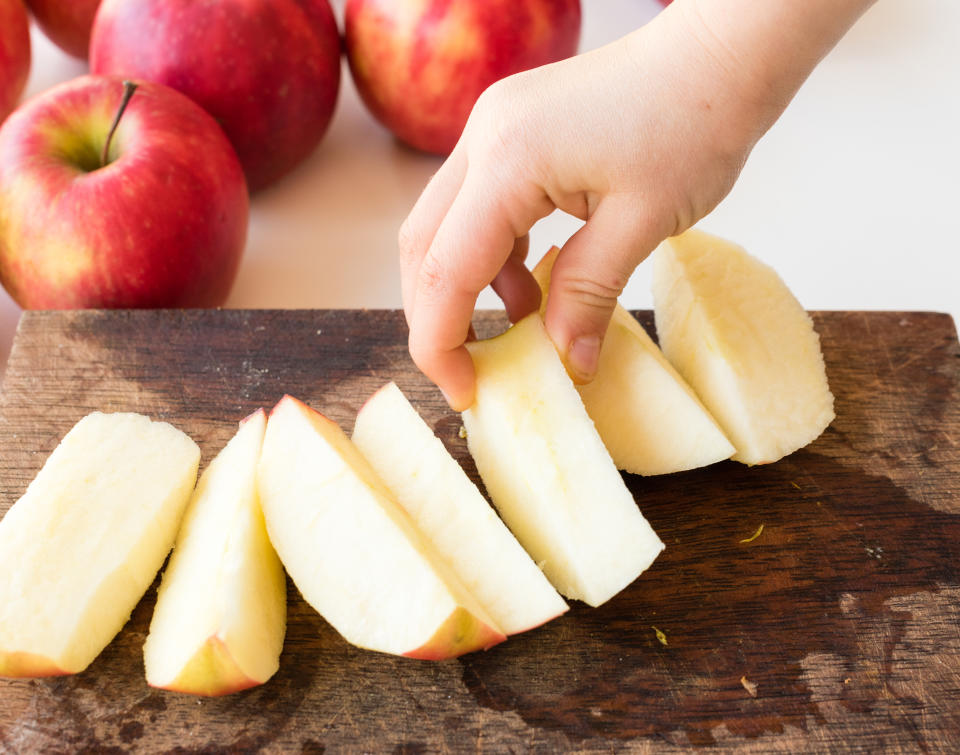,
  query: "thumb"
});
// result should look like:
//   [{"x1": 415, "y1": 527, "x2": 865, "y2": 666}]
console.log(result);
[{"x1": 544, "y1": 197, "x2": 669, "y2": 383}]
